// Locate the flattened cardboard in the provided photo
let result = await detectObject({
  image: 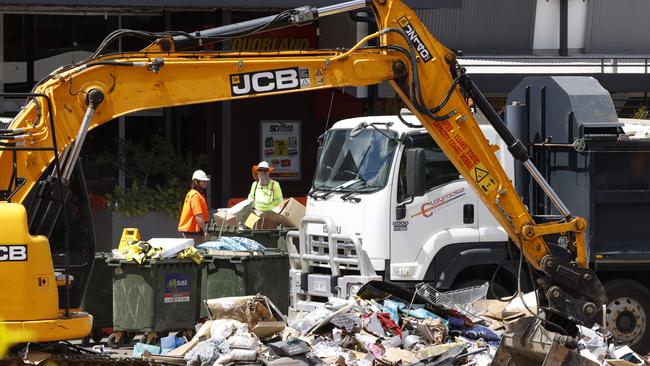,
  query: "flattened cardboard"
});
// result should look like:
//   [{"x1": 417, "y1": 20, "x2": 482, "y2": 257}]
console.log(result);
[
  {"x1": 229, "y1": 199, "x2": 254, "y2": 223},
  {"x1": 251, "y1": 321, "x2": 286, "y2": 339},
  {"x1": 213, "y1": 209, "x2": 237, "y2": 228},
  {"x1": 166, "y1": 321, "x2": 213, "y2": 357}
]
